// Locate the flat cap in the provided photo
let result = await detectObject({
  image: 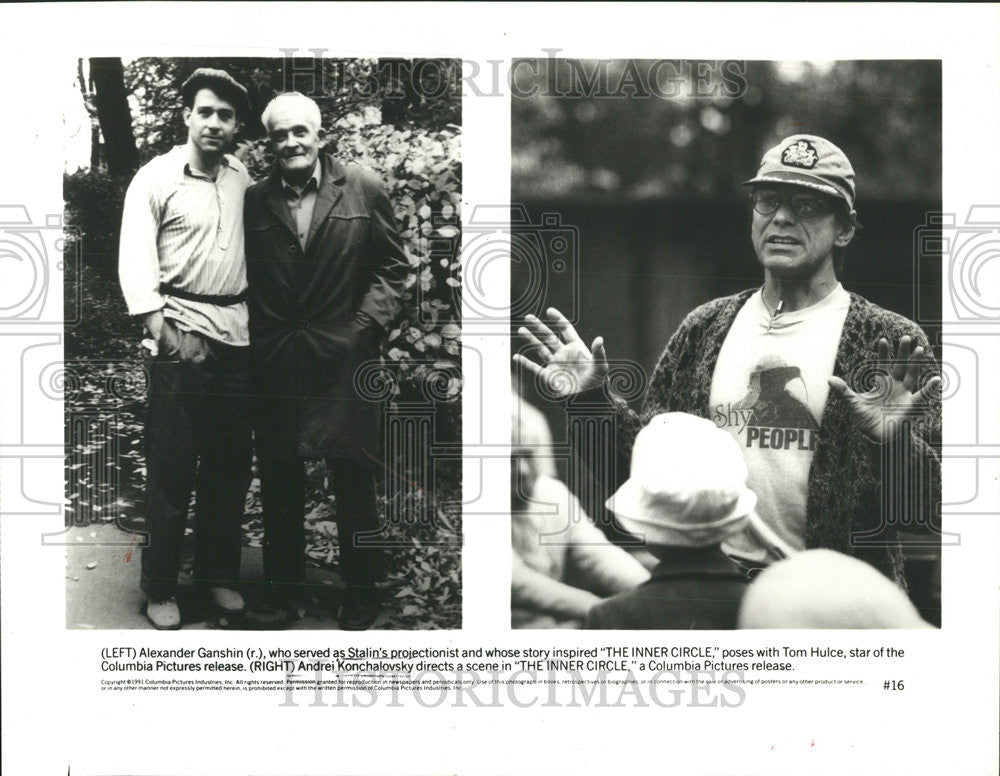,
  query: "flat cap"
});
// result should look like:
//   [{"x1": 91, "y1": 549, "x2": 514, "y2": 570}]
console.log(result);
[{"x1": 181, "y1": 68, "x2": 250, "y2": 120}]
